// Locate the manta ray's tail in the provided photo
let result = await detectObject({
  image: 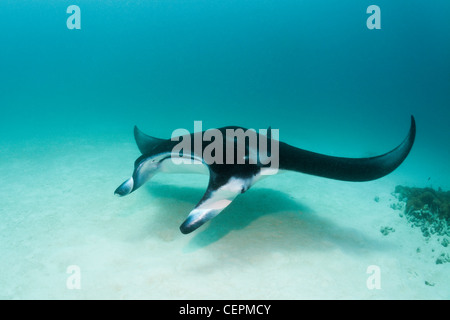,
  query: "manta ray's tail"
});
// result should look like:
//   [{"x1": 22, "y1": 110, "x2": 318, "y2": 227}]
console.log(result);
[{"x1": 278, "y1": 116, "x2": 416, "y2": 182}]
